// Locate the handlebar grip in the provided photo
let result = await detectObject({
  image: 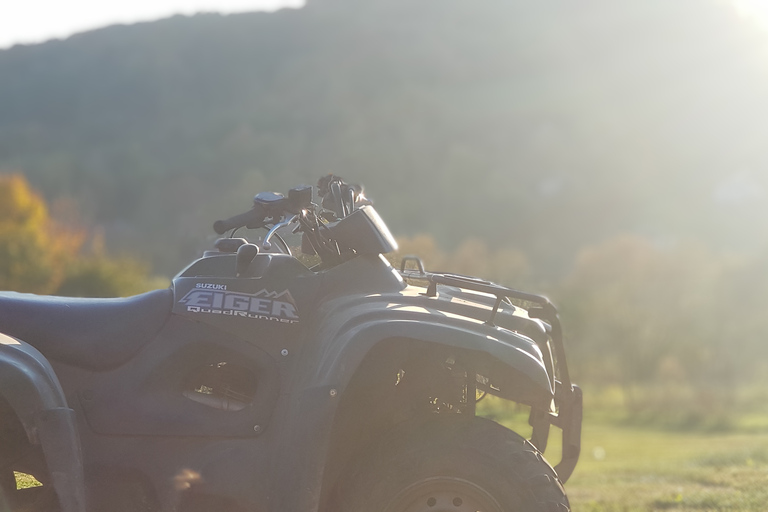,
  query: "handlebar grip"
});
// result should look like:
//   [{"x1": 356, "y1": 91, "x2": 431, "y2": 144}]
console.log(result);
[{"x1": 213, "y1": 205, "x2": 265, "y2": 235}]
